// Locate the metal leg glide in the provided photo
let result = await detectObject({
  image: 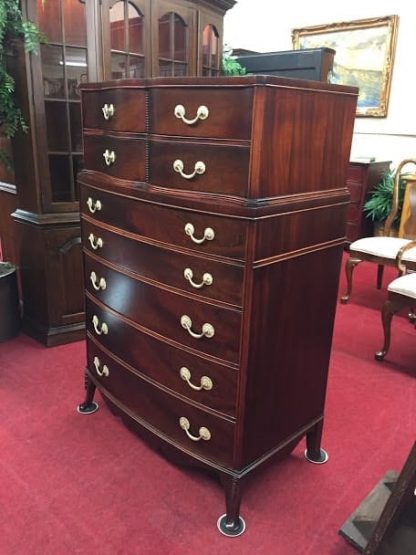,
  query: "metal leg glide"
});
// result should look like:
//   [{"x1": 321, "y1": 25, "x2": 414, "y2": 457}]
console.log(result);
[
  {"x1": 218, "y1": 475, "x2": 246, "y2": 537},
  {"x1": 305, "y1": 420, "x2": 329, "y2": 464},
  {"x1": 77, "y1": 371, "x2": 99, "y2": 414}
]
